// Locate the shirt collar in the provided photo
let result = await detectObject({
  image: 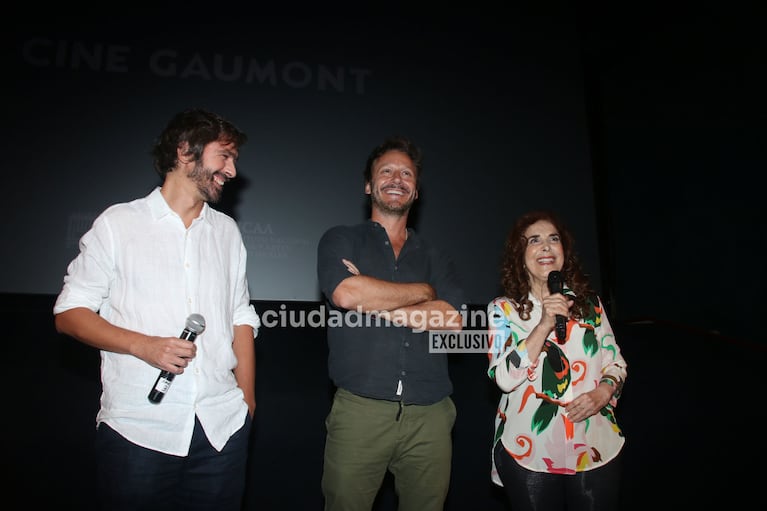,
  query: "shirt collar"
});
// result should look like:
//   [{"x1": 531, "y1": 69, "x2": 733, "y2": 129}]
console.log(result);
[
  {"x1": 366, "y1": 219, "x2": 417, "y2": 242},
  {"x1": 147, "y1": 186, "x2": 210, "y2": 224}
]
